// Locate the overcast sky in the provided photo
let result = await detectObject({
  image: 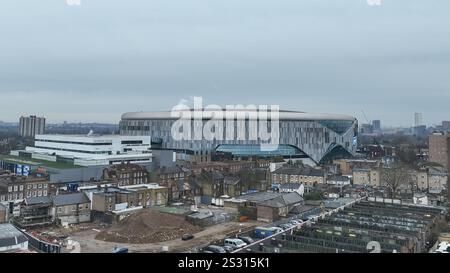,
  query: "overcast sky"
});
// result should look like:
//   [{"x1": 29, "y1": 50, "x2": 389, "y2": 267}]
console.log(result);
[{"x1": 0, "y1": 0, "x2": 449, "y2": 126}]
